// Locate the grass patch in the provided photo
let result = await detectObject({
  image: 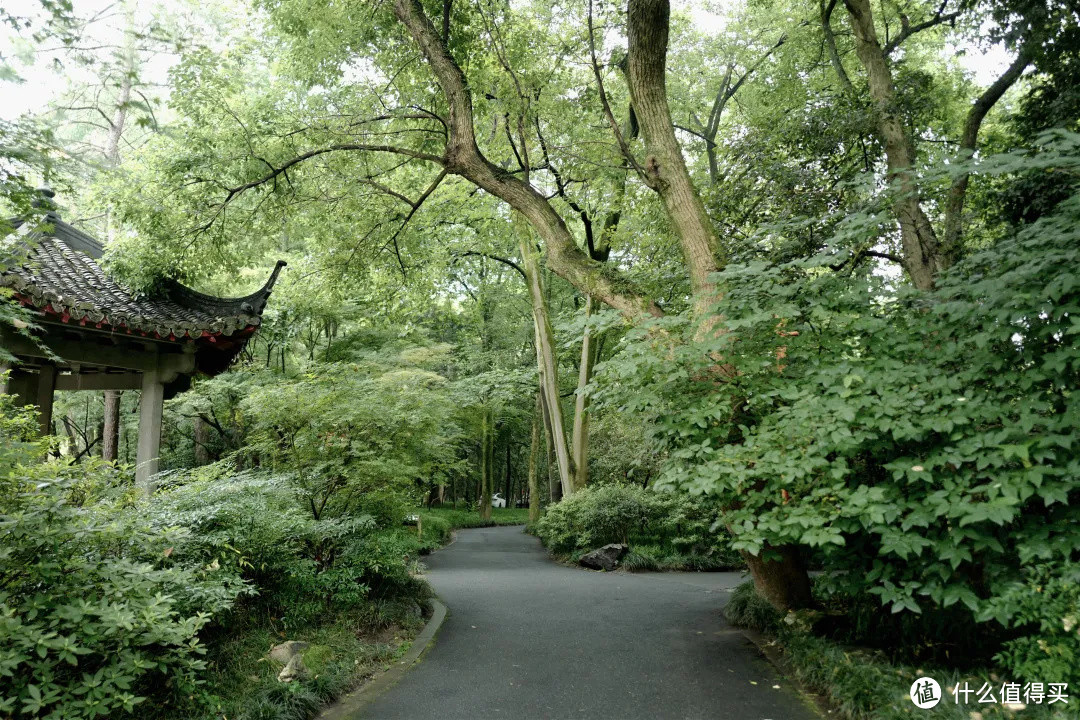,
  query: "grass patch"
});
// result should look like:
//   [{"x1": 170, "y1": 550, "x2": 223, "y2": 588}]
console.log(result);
[
  {"x1": 411, "y1": 505, "x2": 530, "y2": 550},
  {"x1": 422, "y1": 505, "x2": 530, "y2": 528},
  {"x1": 171, "y1": 604, "x2": 424, "y2": 720},
  {"x1": 723, "y1": 580, "x2": 781, "y2": 633},
  {"x1": 622, "y1": 543, "x2": 744, "y2": 572},
  {"x1": 724, "y1": 582, "x2": 1074, "y2": 720}
]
